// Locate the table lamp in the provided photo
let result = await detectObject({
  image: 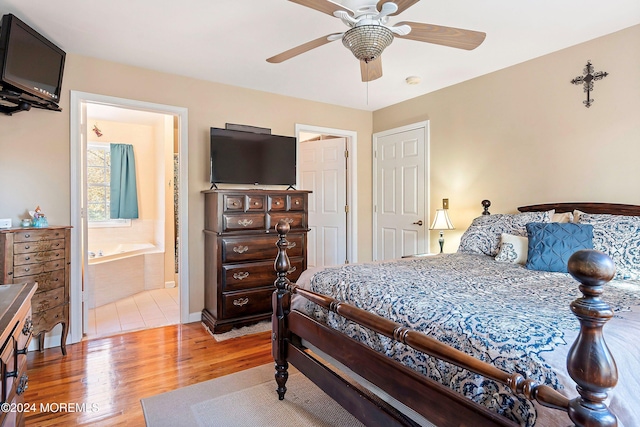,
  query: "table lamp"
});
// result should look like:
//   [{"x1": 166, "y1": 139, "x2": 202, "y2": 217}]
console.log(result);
[{"x1": 430, "y1": 199, "x2": 455, "y2": 253}]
